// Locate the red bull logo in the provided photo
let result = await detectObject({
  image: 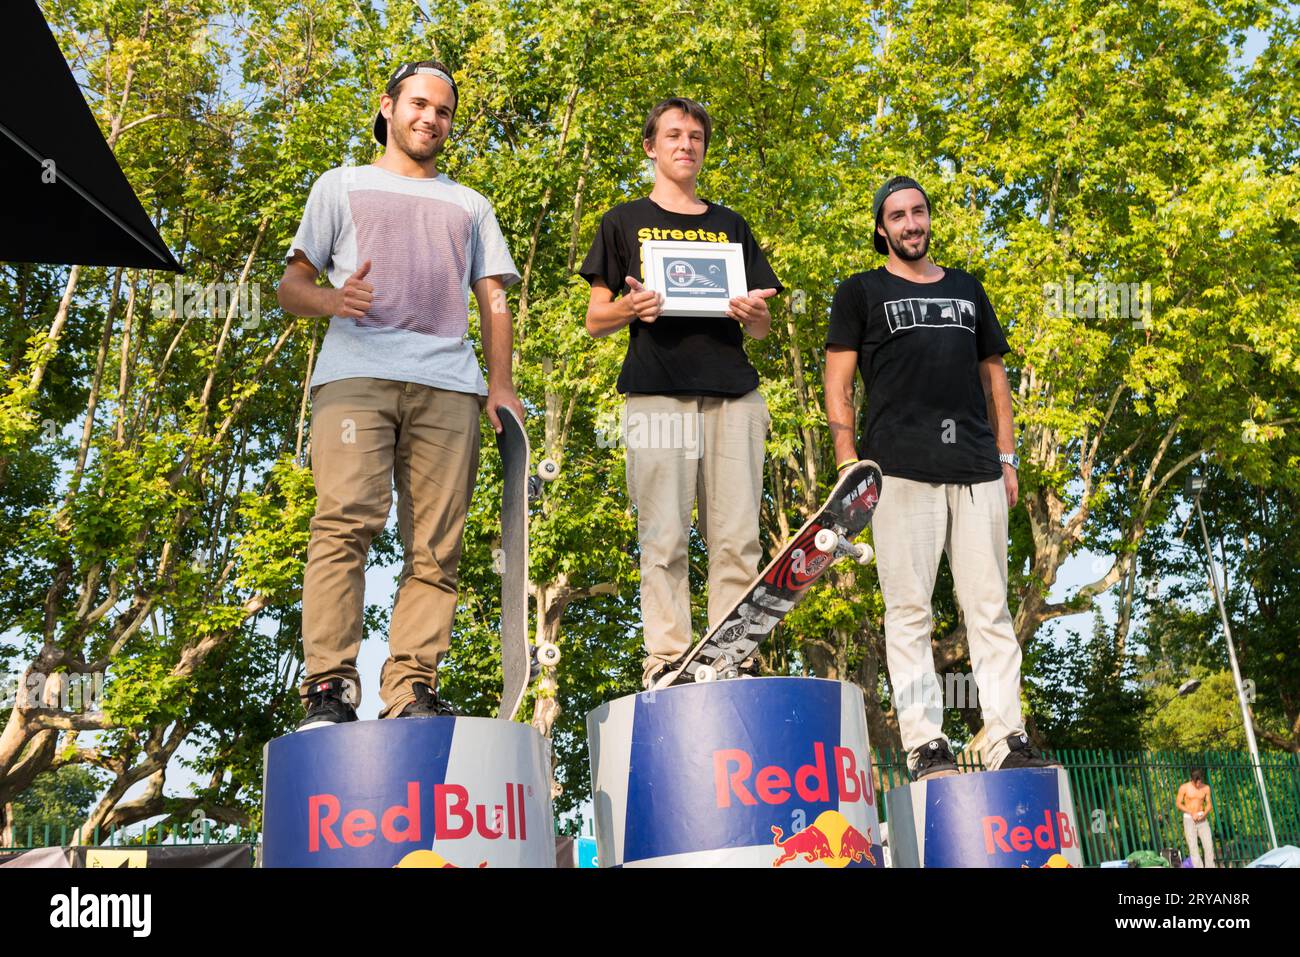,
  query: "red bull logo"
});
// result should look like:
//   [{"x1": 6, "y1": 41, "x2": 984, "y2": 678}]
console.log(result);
[
  {"x1": 307, "y1": 781, "x2": 529, "y2": 852},
  {"x1": 771, "y1": 811, "x2": 878, "y2": 868},
  {"x1": 982, "y1": 809, "x2": 1076, "y2": 856},
  {"x1": 394, "y1": 850, "x2": 489, "y2": 868},
  {"x1": 713, "y1": 742, "x2": 875, "y2": 808}
]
